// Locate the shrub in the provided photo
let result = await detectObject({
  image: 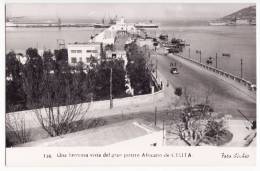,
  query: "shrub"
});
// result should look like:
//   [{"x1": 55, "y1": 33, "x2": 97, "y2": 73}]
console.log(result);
[
  {"x1": 6, "y1": 114, "x2": 31, "y2": 147},
  {"x1": 175, "y1": 87, "x2": 182, "y2": 96}
]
